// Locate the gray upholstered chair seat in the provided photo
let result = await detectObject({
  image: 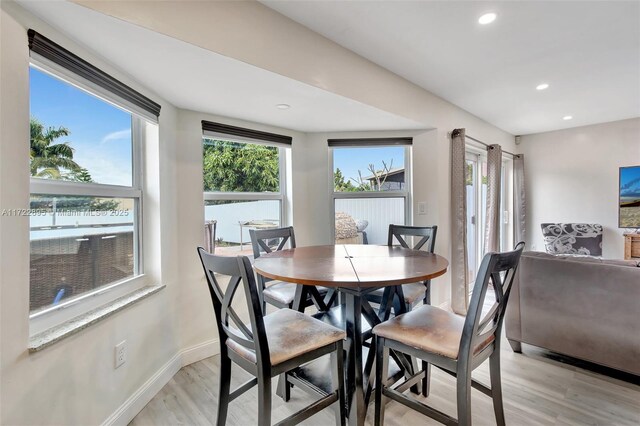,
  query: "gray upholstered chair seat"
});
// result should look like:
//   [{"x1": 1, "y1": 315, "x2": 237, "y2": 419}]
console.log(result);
[
  {"x1": 263, "y1": 281, "x2": 328, "y2": 305},
  {"x1": 263, "y1": 281, "x2": 298, "y2": 305},
  {"x1": 226, "y1": 309, "x2": 345, "y2": 366},
  {"x1": 373, "y1": 305, "x2": 494, "y2": 359},
  {"x1": 369, "y1": 283, "x2": 426, "y2": 306}
]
